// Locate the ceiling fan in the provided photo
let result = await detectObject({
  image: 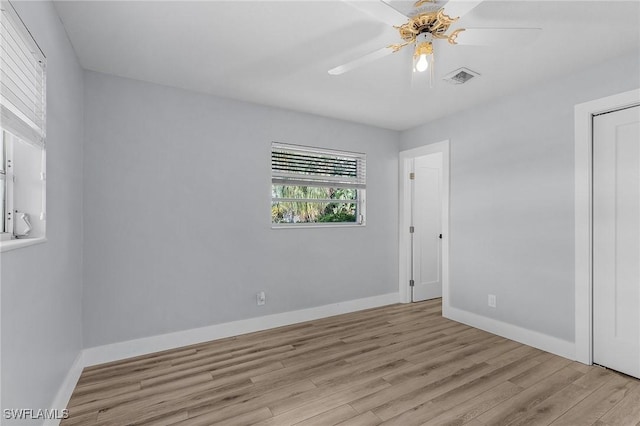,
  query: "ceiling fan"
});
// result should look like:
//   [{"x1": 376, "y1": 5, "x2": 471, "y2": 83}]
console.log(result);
[{"x1": 328, "y1": 0, "x2": 541, "y2": 86}]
